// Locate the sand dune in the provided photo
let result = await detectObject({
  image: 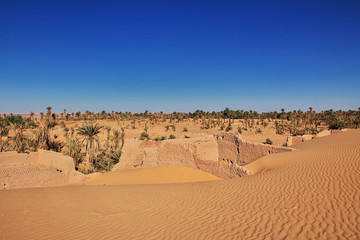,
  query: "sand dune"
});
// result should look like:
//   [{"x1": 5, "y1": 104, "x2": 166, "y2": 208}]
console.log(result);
[
  {"x1": 0, "y1": 130, "x2": 359, "y2": 239},
  {"x1": 87, "y1": 166, "x2": 221, "y2": 185}
]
